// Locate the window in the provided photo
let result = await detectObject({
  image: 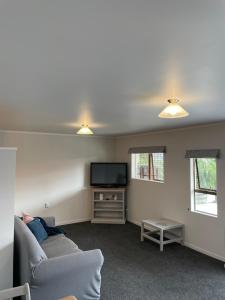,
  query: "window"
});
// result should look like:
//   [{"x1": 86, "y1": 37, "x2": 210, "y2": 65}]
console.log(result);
[
  {"x1": 132, "y1": 153, "x2": 164, "y2": 182},
  {"x1": 191, "y1": 158, "x2": 217, "y2": 216}
]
